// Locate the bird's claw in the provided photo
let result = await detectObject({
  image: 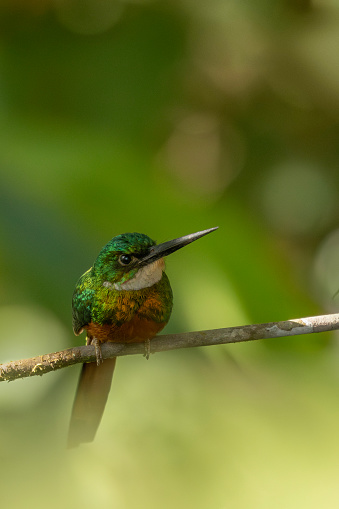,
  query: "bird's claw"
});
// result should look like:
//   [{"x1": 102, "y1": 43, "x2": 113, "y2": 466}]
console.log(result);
[
  {"x1": 144, "y1": 338, "x2": 151, "y2": 360},
  {"x1": 91, "y1": 337, "x2": 103, "y2": 366}
]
